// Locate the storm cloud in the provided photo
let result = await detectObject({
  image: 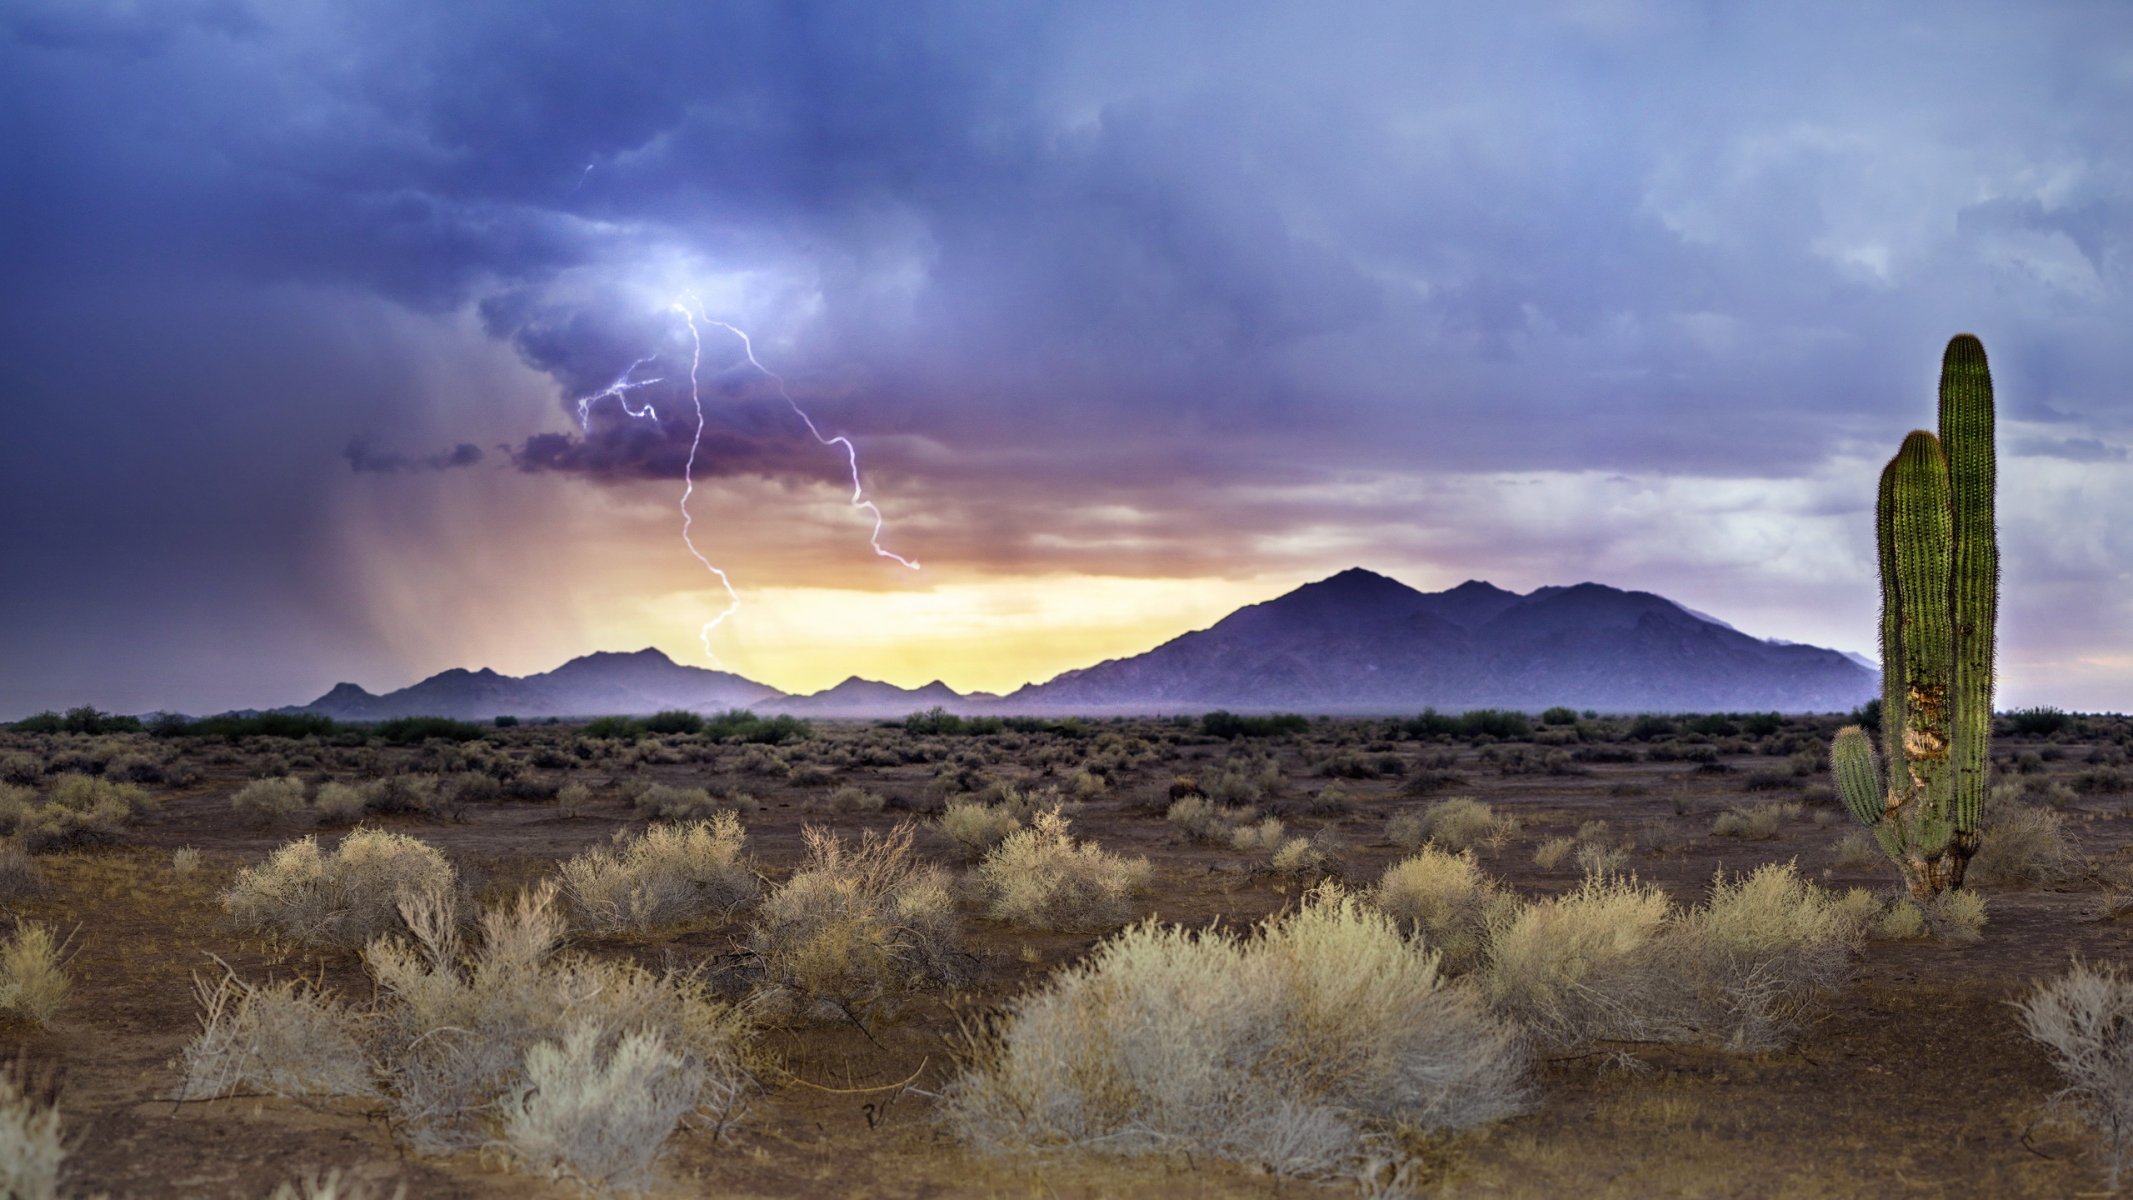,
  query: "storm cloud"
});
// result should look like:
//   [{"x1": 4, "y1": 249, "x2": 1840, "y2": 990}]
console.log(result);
[{"x1": 3, "y1": 0, "x2": 2130, "y2": 714}]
